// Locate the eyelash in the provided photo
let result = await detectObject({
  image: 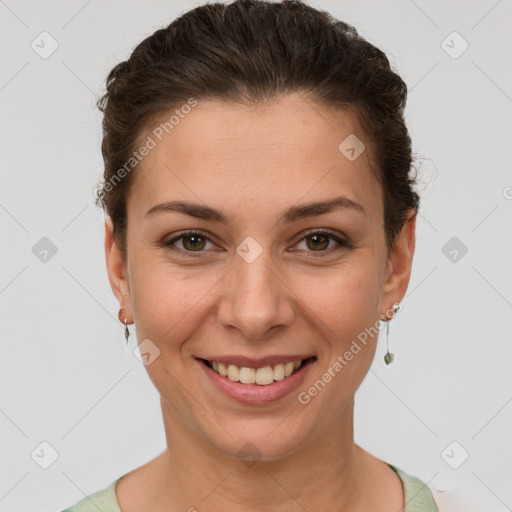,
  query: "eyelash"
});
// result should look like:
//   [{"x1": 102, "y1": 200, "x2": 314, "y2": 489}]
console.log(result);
[{"x1": 163, "y1": 229, "x2": 353, "y2": 257}]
